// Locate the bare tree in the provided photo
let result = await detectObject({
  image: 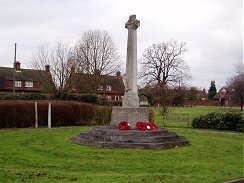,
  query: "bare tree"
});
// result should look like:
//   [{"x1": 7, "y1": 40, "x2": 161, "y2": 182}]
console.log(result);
[
  {"x1": 227, "y1": 62, "x2": 244, "y2": 111},
  {"x1": 140, "y1": 40, "x2": 190, "y2": 86},
  {"x1": 74, "y1": 30, "x2": 121, "y2": 75},
  {"x1": 72, "y1": 30, "x2": 121, "y2": 93},
  {"x1": 32, "y1": 42, "x2": 76, "y2": 98},
  {"x1": 140, "y1": 40, "x2": 190, "y2": 111}
]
